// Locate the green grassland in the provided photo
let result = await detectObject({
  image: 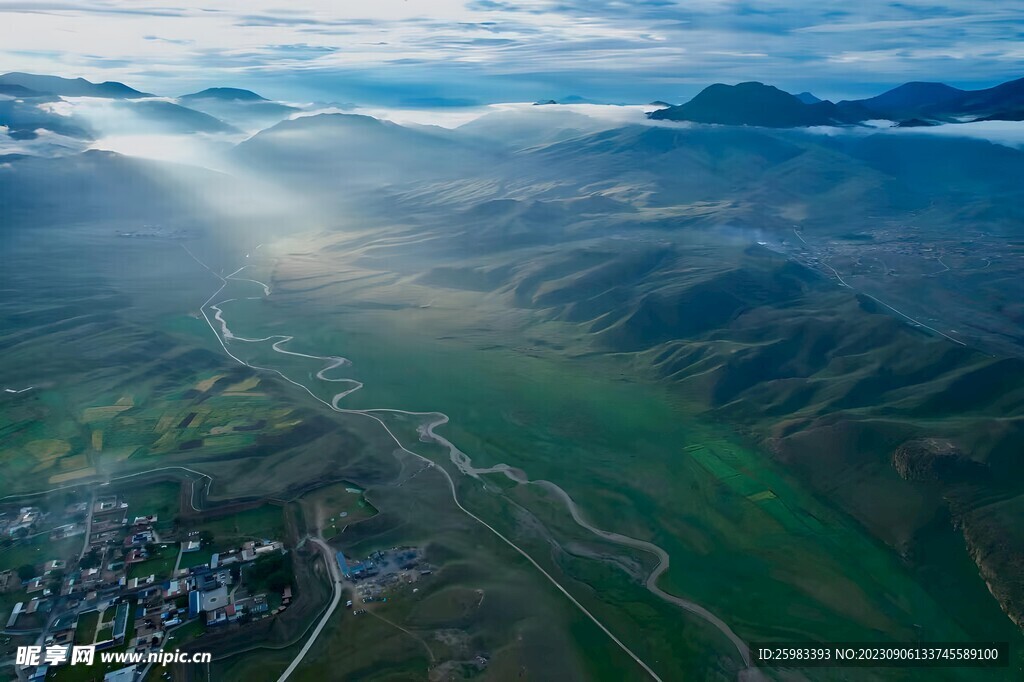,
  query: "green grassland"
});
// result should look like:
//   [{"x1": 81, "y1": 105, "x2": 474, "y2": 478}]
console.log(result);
[
  {"x1": 115, "y1": 480, "x2": 182, "y2": 529},
  {"x1": 0, "y1": 231, "x2": 312, "y2": 494},
  {"x1": 128, "y1": 543, "x2": 178, "y2": 580},
  {"x1": 74, "y1": 610, "x2": 99, "y2": 645},
  {"x1": 0, "y1": 534, "x2": 83, "y2": 572},
  {"x1": 4, "y1": 216, "x2": 1022, "y2": 681},
  {"x1": 212, "y1": 447, "x2": 691, "y2": 682},
  {"x1": 227, "y1": 244, "x2": 1023, "y2": 679},
  {"x1": 178, "y1": 546, "x2": 215, "y2": 569},
  {"x1": 165, "y1": 617, "x2": 207, "y2": 649},
  {"x1": 187, "y1": 505, "x2": 286, "y2": 549},
  {"x1": 293, "y1": 481, "x2": 377, "y2": 541}
]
